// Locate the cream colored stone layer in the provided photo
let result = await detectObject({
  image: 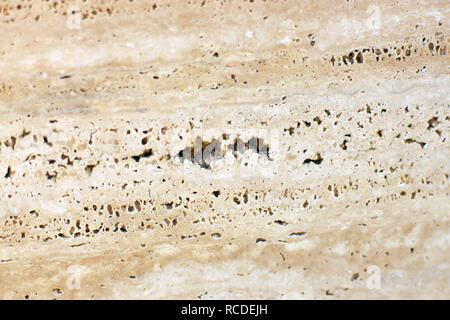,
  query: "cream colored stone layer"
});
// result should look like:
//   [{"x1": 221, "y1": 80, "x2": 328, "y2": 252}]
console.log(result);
[{"x1": 0, "y1": 0, "x2": 449, "y2": 299}]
